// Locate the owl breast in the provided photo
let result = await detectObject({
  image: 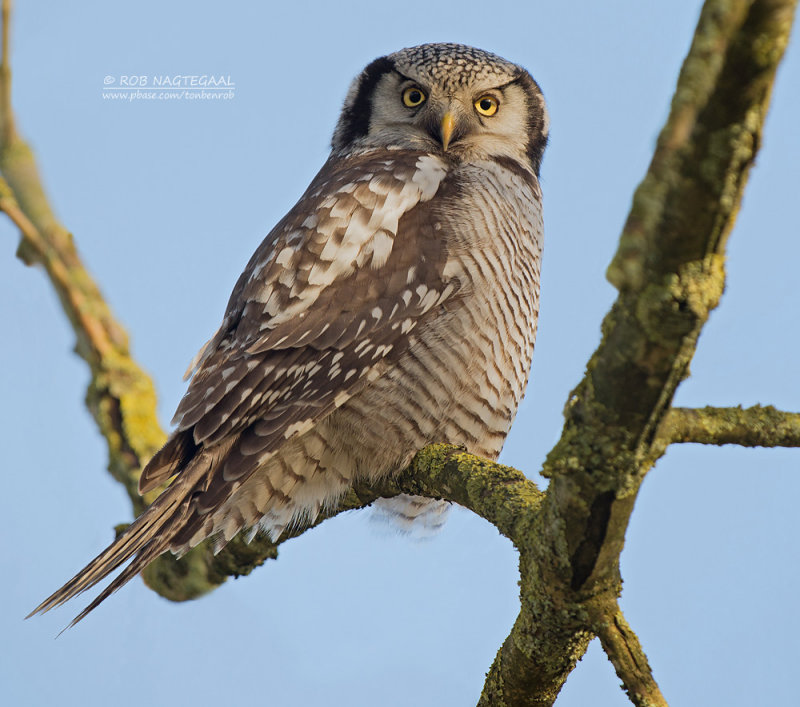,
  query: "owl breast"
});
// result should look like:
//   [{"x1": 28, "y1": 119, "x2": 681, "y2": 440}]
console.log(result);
[{"x1": 325, "y1": 157, "x2": 543, "y2": 475}]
